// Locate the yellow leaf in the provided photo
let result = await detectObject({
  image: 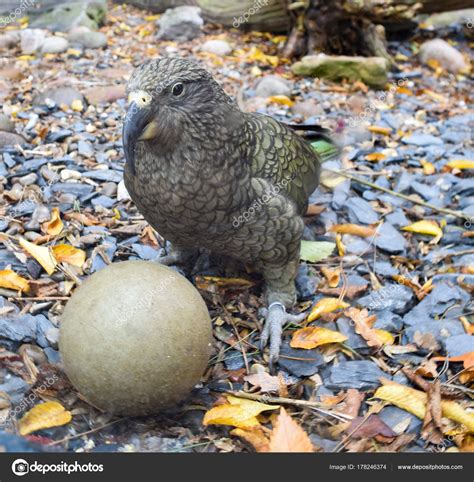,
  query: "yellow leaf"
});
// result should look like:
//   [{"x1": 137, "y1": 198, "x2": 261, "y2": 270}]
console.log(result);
[
  {"x1": 267, "y1": 95, "x2": 294, "y2": 107},
  {"x1": 71, "y1": 99, "x2": 83, "y2": 112},
  {"x1": 17, "y1": 55, "x2": 35, "y2": 61},
  {"x1": 365, "y1": 152, "x2": 386, "y2": 162},
  {"x1": 329, "y1": 223, "x2": 377, "y2": 238},
  {"x1": 374, "y1": 329, "x2": 395, "y2": 346},
  {"x1": 335, "y1": 234, "x2": 345, "y2": 256},
  {"x1": 0, "y1": 270, "x2": 30, "y2": 292},
  {"x1": 19, "y1": 238, "x2": 57, "y2": 275},
  {"x1": 291, "y1": 326, "x2": 347, "y2": 349},
  {"x1": 307, "y1": 298, "x2": 349, "y2": 322},
  {"x1": 321, "y1": 267, "x2": 340, "y2": 288},
  {"x1": 18, "y1": 401, "x2": 72, "y2": 436},
  {"x1": 52, "y1": 245, "x2": 86, "y2": 267},
  {"x1": 203, "y1": 395, "x2": 279, "y2": 429},
  {"x1": 246, "y1": 47, "x2": 279, "y2": 67},
  {"x1": 402, "y1": 220, "x2": 443, "y2": 238},
  {"x1": 42, "y1": 207, "x2": 63, "y2": 236},
  {"x1": 368, "y1": 126, "x2": 392, "y2": 136},
  {"x1": 396, "y1": 86, "x2": 413, "y2": 96},
  {"x1": 420, "y1": 159, "x2": 436, "y2": 175},
  {"x1": 268, "y1": 407, "x2": 314, "y2": 452},
  {"x1": 374, "y1": 381, "x2": 474, "y2": 432},
  {"x1": 446, "y1": 159, "x2": 474, "y2": 170}
]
